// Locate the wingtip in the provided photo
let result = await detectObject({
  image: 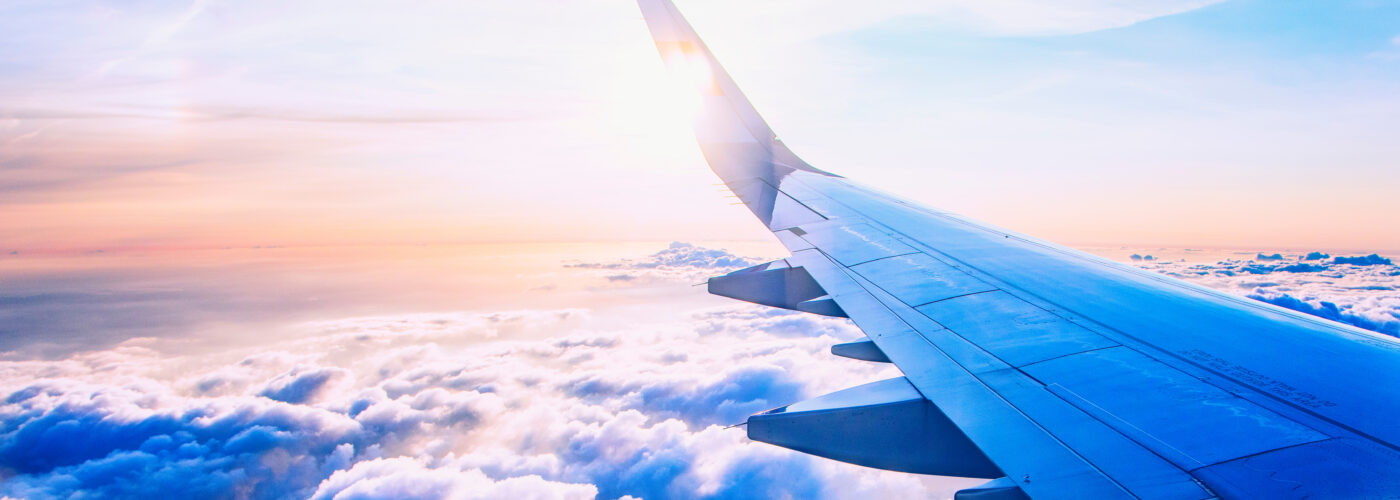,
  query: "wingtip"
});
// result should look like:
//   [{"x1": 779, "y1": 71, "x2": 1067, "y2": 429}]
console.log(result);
[{"x1": 633, "y1": 0, "x2": 835, "y2": 174}]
